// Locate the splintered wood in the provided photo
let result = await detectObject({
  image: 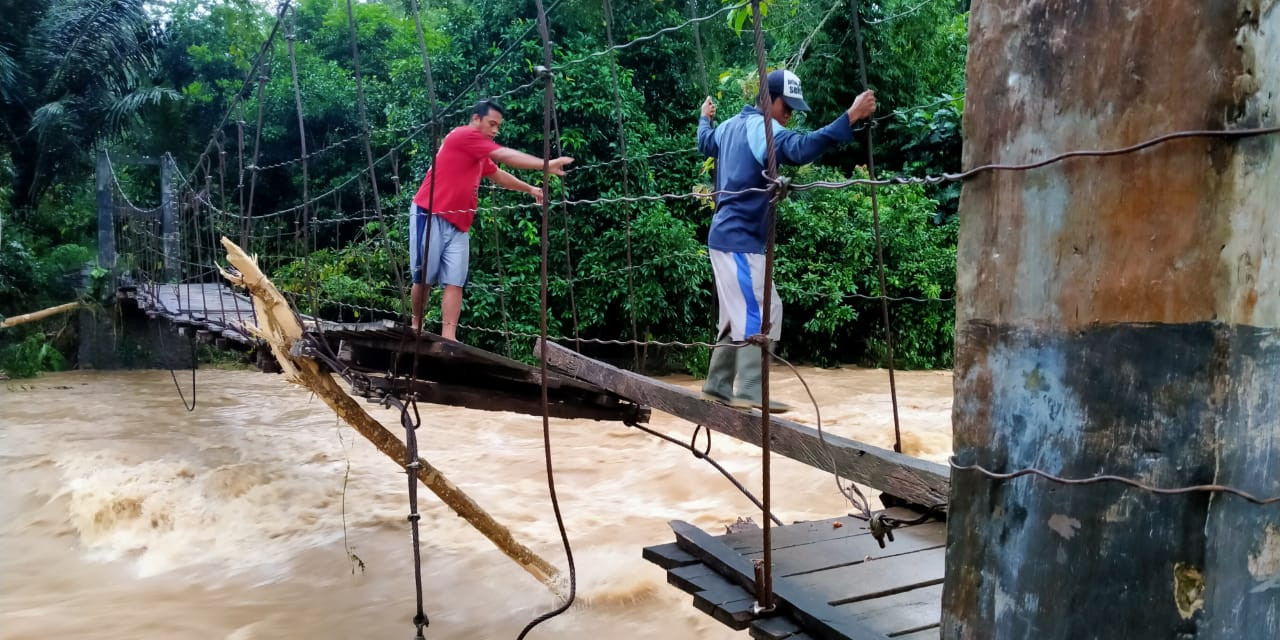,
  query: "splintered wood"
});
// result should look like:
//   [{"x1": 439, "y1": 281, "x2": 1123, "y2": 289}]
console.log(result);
[{"x1": 217, "y1": 236, "x2": 565, "y2": 597}]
